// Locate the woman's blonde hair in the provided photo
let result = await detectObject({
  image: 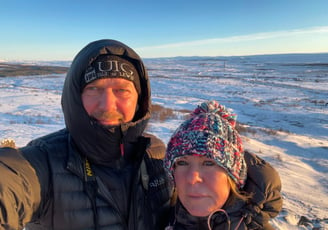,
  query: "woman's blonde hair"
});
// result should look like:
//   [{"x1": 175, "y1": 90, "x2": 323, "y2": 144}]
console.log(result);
[{"x1": 225, "y1": 176, "x2": 252, "y2": 206}]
